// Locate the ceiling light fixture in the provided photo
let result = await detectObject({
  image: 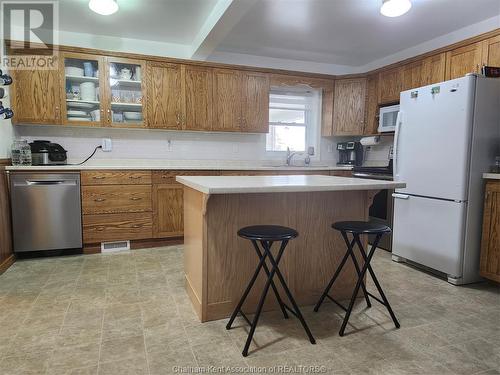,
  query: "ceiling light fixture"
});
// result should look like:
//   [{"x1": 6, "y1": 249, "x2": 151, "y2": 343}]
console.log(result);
[
  {"x1": 89, "y1": 0, "x2": 119, "y2": 16},
  {"x1": 380, "y1": 0, "x2": 412, "y2": 17}
]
